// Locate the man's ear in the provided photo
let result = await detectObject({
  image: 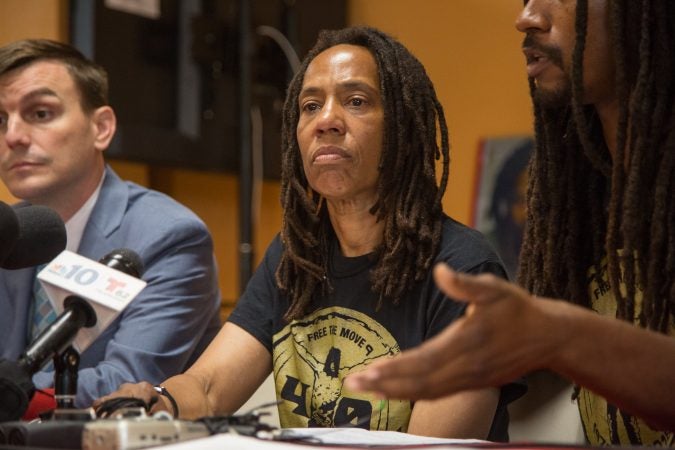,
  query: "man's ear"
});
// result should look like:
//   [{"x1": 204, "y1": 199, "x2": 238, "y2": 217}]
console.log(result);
[{"x1": 91, "y1": 106, "x2": 116, "y2": 152}]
